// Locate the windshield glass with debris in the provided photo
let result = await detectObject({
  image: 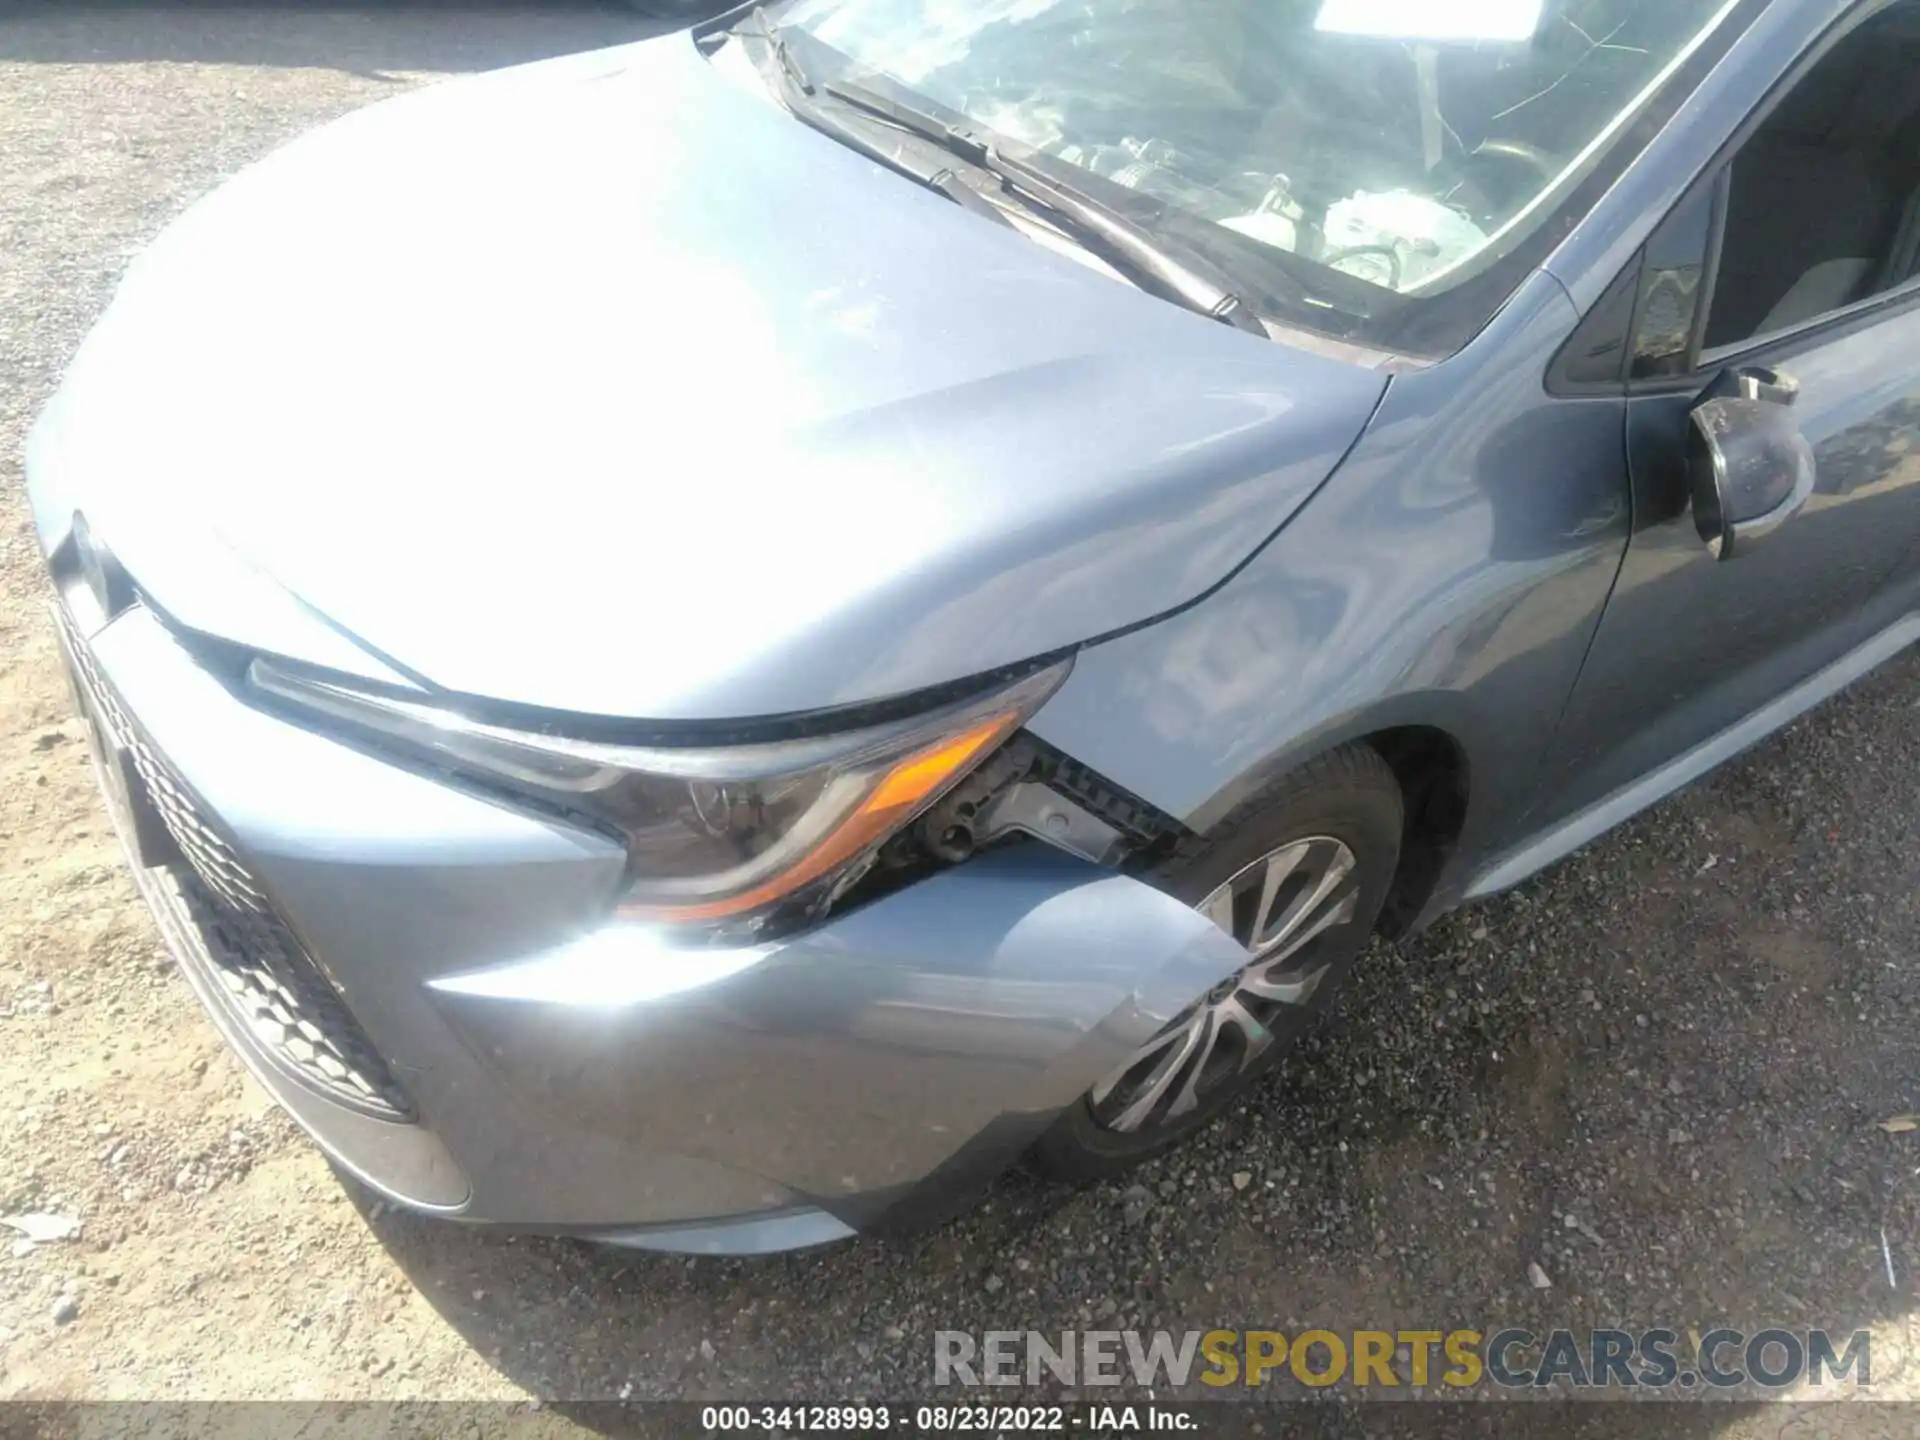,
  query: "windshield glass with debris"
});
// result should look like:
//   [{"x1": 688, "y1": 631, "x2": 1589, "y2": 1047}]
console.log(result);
[{"x1": 776, "y1": 0, "x2": 1739, "y2": 303}]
